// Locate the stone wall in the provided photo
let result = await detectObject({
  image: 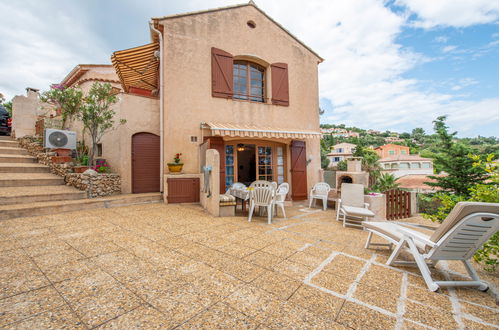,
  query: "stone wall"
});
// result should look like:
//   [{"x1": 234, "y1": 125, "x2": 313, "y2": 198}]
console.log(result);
[
  {"x1": 66, "y1": 173, "x2": 121, "y2": 198},
  {"x1": 17, "y1": 135, "x2": 122, "y2": 198}
]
